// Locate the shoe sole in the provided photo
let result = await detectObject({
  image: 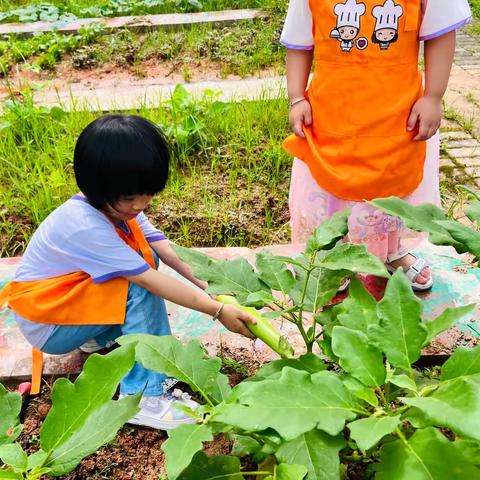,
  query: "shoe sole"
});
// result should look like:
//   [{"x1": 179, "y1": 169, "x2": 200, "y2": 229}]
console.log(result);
[{"x1": 127, "y1": 415, "x2": 196, "y2": 430}]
